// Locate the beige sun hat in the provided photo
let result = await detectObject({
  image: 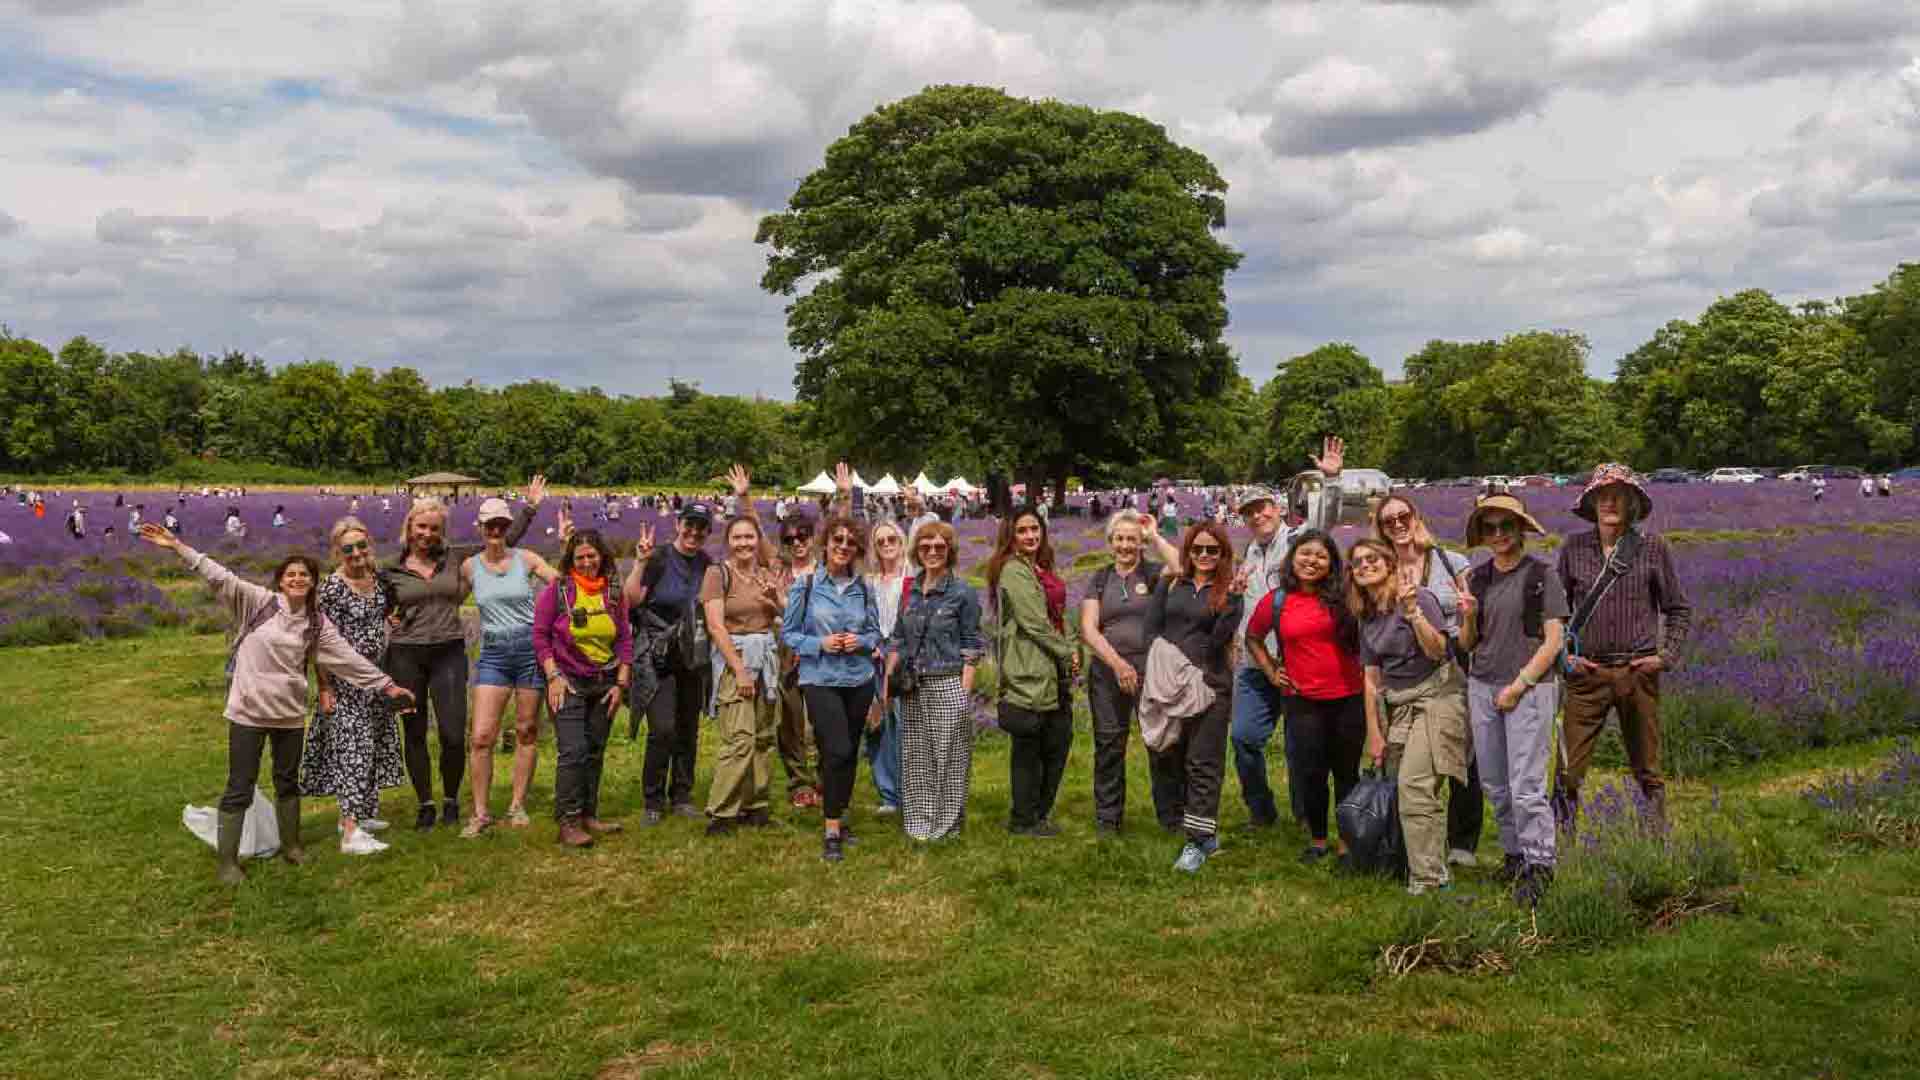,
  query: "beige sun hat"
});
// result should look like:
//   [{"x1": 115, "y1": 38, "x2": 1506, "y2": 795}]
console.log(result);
[{"x1": 1464, "y1": 492, "x2": 1547, "y2": 547}]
